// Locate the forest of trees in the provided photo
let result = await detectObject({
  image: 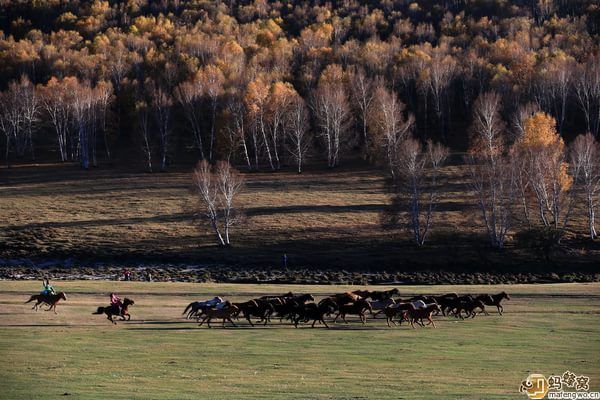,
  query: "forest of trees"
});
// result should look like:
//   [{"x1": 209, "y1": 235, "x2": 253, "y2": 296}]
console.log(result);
[
  {"x1": 0, "y1": 0, "x2": 599, "y2": 169},
  {"x1": 1, "y1": 0, "x2": 599, "y2": 248}
]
